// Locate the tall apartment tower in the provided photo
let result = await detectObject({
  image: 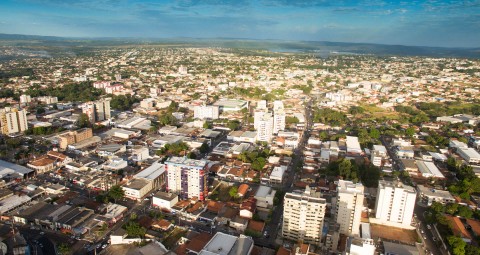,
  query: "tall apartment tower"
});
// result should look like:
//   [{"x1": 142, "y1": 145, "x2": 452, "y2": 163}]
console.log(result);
[
  {"x1": 0, "y1": 107, "x2": 28, "y2": 135},
  {"x1": 165, "y1": 157, "x2": 208, "y2": 200},
  {"x1": 282, "y1": 186, "x2": 327, "y2": 246},
  {"x1": 256, "y1": 113, "x2": 273, "y2": 142},
  {"x1": 273, "y1": 109, "x2": 285, "y2": 134},
  {"x1": 82, "y1": 98, "x2": 111, "y2": 123},
  {"x1": 335, "y1": 180, "x2": 365, "y2": 236},
  {"x1": 374, "y1": 180, "x2": 416, "y2": 228}
]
